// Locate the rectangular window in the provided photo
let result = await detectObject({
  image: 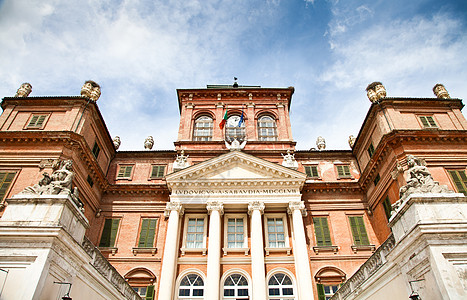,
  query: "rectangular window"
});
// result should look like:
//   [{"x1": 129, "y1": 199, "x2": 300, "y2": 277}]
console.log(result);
[
  {"x1": 419, "y1": 116, "x2": 437, "y2": 128},
  {"x1": 383, "y1": 196, "x2": 392, "y2": 221},
  {"x1": 267, "y1": 217, "x2": 286, "y2": 248},
  {"x1": 117, "y1": 165, "x2": 134, "y2": 179},
  {"x1": 373, "y1": 174, "x2": 380, "y2": 186},
  {"x1": 313, "y1": 217, "x2": 332, "y2": 246},
  {"x1": 367, "y1": 143, "x2": 375, "y2": 158},
  {"x1": 186, "y1": 218, "x2": 205, "y2": 248},
  {"x1": 92, "y1": 142, "x2": 100, "y2": 159},
  {"x1": 26, "y1": 114, "x2": 48, "y2": 129},
  {"x1": 305, "y1": 165, "x2": 319, "y2": 178},
  {"x1": 317, "y1": 284, "x2": 339, "y2": 300},
  {"x1": 348, "y1": 216, "x2": 370, "y2": 246},
  {"x1": 150, "y1": 165, "x2": 165, "y2": 178},
  {"x1": 0, "y1": 172, "x2": 16, "y2": 202},
  {"x1": 138, "y1": 219, "x2": 157, "y2": 248},
  {"x1": 227, "y1": 218, "x2": 245, "y2": 248},
  {"x1": 336, "y1": 165, "x2": 351, "y2": 178},
  {"x1": 448, "y1": 170, "x2": 467, "y2": 195},
  {"x1": 99, "y1": 218, "x2": 120, "y2": 247}
]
